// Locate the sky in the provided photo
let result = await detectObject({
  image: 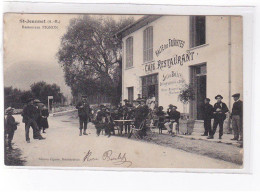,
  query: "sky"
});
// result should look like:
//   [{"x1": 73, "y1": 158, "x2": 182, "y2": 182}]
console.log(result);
[{"x1": 4, "y1": 13, "x2": 142, "y2": 99}]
